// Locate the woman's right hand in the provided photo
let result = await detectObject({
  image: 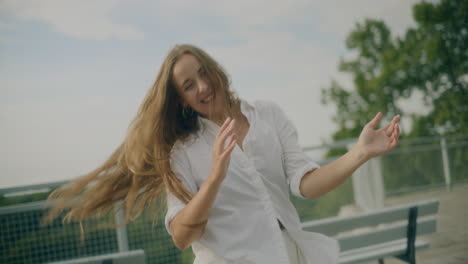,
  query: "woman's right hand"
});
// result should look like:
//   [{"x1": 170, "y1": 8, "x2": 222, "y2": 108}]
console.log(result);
[
  {"x1": 169, "y1": 117, "x2": 237, "y2": 250},
  {"x1": 210, "y1": 117, "x2": 237, "y2": 182}
]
